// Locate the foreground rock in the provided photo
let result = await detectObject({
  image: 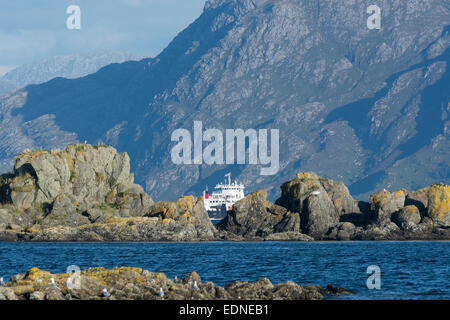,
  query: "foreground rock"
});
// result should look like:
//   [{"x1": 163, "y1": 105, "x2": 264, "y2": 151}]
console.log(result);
[
  {"x1": 0, "y1": 267, "x2": 352, "y2": 300},
  {"x1": 0, "y1": 145, "x2": 216, "y2": 241}
]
